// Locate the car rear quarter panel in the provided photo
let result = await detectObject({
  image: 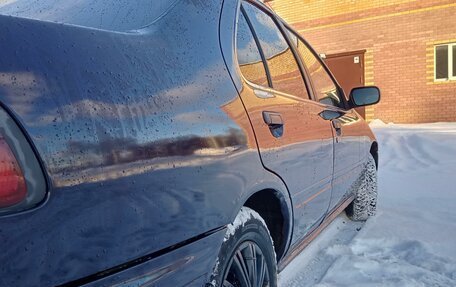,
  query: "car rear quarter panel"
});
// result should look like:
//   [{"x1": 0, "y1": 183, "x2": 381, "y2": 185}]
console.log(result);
[{"x1": 0, "y1": 0, "x2": 287, "y2": 285}]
